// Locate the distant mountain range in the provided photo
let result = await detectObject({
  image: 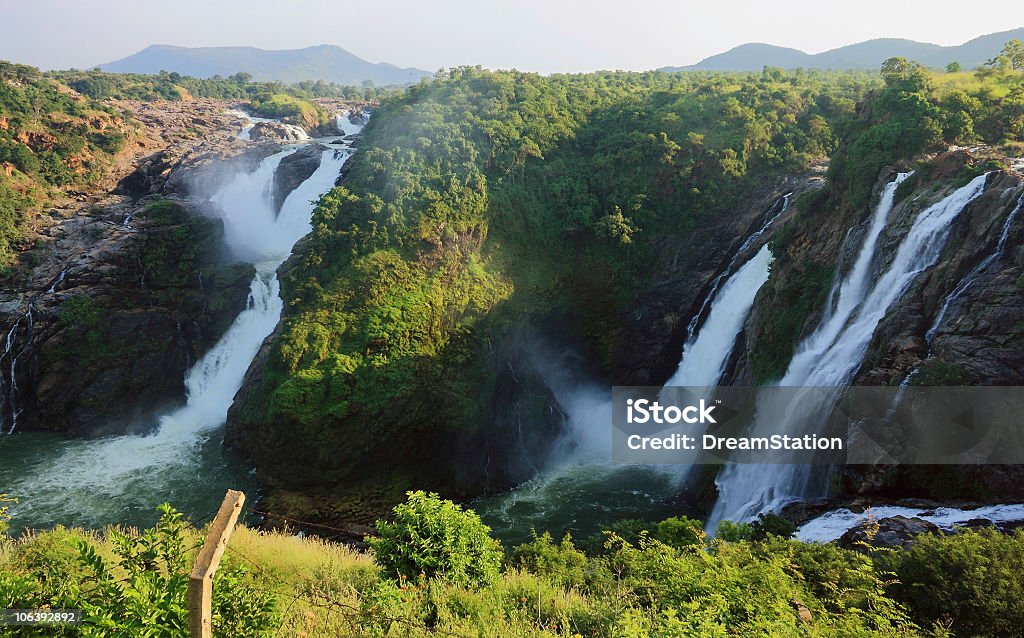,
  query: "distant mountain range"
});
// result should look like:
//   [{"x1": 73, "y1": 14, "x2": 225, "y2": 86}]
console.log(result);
[
  {"x1": 661, "y1": 28, "x2": 1024, "y2": 72},
  {"x1": 97, "y1": 44, "x2": 431, "y2": 86}
]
